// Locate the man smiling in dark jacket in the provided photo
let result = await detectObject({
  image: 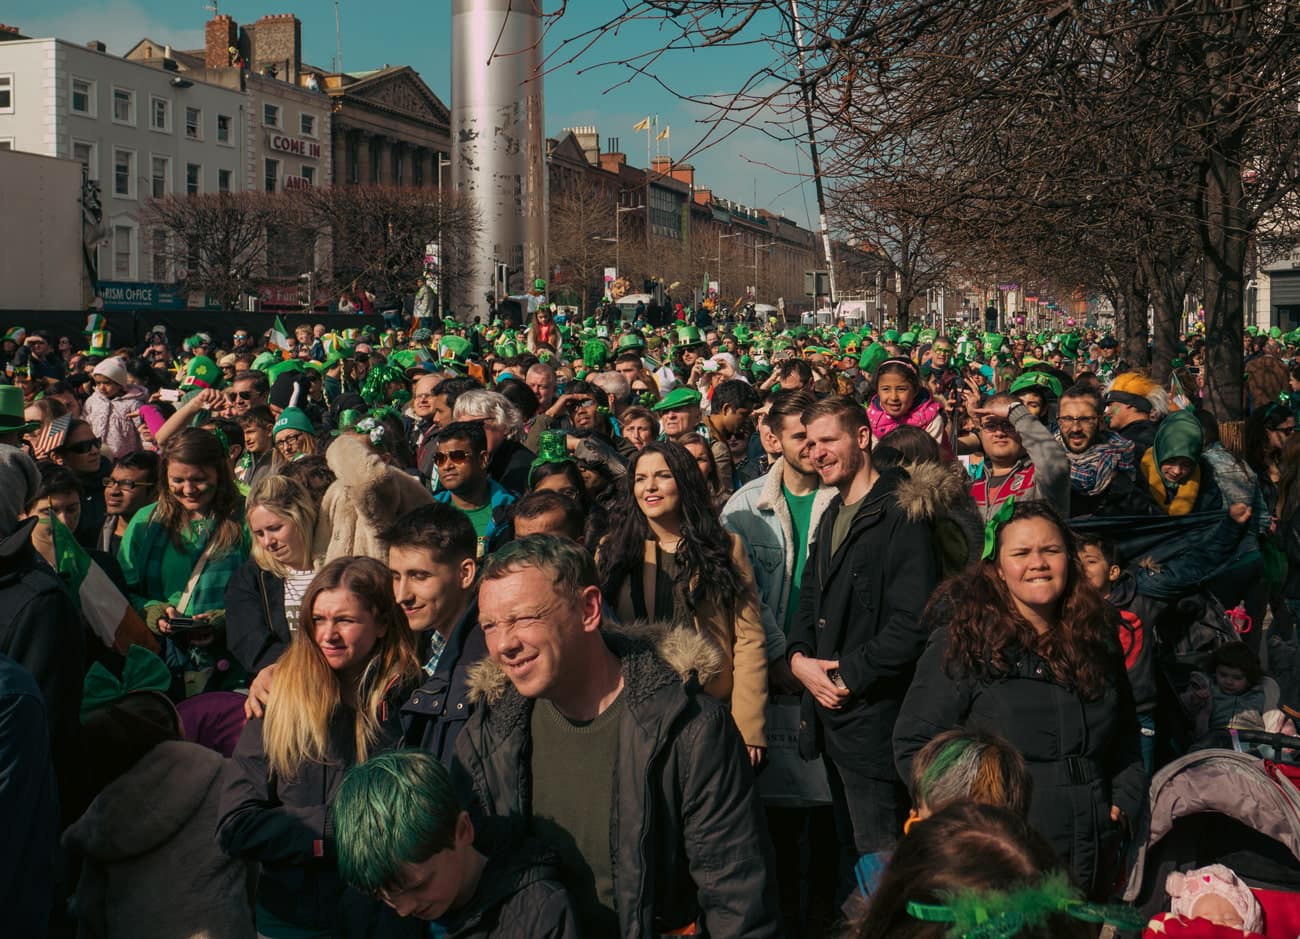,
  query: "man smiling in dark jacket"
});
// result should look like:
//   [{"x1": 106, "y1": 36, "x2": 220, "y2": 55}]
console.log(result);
[
  {"x1": 786, "y1": 396, "x2": 939, "y2": 897},
  {"x1": 454, "y1": 536, "x2": 781, "y2": 939}
]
